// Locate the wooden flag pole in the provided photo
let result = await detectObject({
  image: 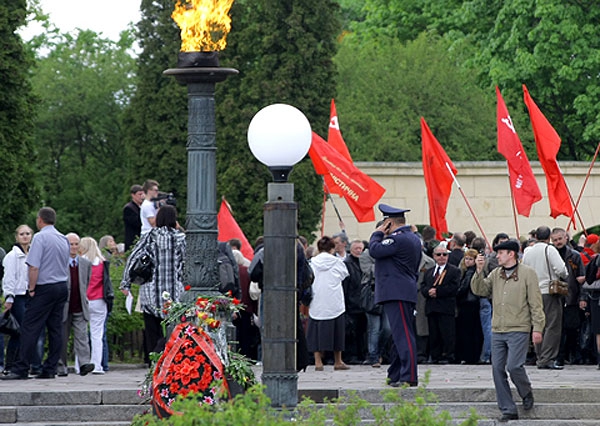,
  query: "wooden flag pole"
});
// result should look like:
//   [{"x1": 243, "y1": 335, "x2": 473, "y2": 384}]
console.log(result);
[
  {"x1": 566, "y1": 141, "x2": 600, "y2": 233},
  {"x1": 320, "y1": 190, "x2": 327, "y2": 238},
  {"x1": 445, "y1": 163, "x2": 491, "y2": 250},
  {"x1": 322, "y1": 178, "x2": 345, "y2": 230},
  {"x1": 506, "y1": 173, "x2": 521, "y2": 239}
]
